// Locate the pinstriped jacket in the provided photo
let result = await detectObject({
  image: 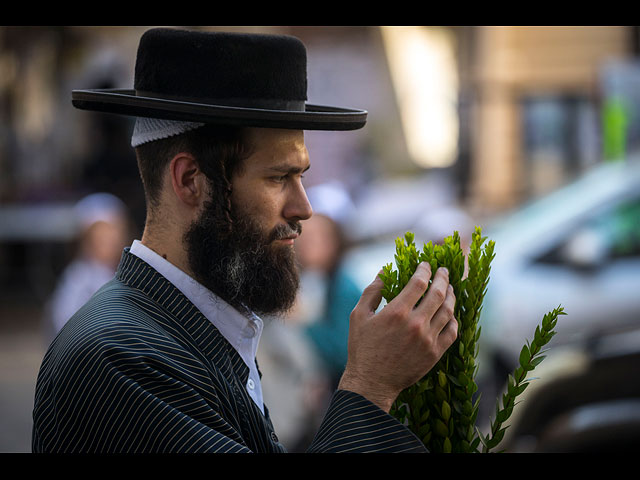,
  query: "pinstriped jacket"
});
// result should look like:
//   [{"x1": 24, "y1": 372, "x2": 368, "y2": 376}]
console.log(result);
[{"x1": 32, "y1": 249, "x2": 426, "y2": 453}]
